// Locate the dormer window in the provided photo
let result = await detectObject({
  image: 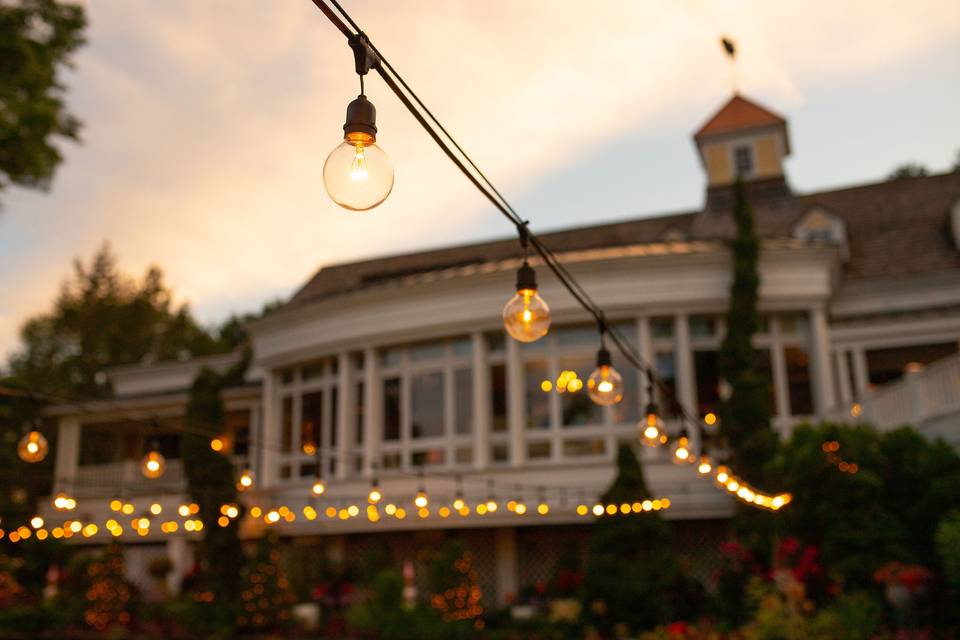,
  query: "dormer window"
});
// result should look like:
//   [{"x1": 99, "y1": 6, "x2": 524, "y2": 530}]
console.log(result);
[
  {"x1": 793, "y1": 206, "x2": 849, "y2": 261},
  {"x1": 733, "y1": 144, "x2": 754, "y2": 177}
]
